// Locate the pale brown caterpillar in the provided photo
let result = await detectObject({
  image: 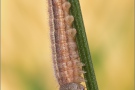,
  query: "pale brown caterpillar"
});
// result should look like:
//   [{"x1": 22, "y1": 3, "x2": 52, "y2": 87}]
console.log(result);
[{"x1": 48, "y1": 0, "x2": 85, "y2": 90}]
